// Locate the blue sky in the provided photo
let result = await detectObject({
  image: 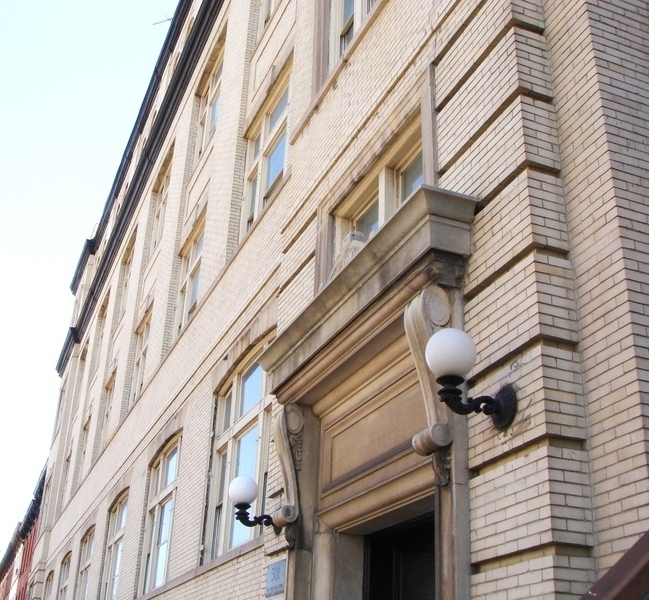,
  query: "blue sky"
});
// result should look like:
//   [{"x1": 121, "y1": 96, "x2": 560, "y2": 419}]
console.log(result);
[{"x1": 0, "y1": 0, "x2": 179, "y2": 549}]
